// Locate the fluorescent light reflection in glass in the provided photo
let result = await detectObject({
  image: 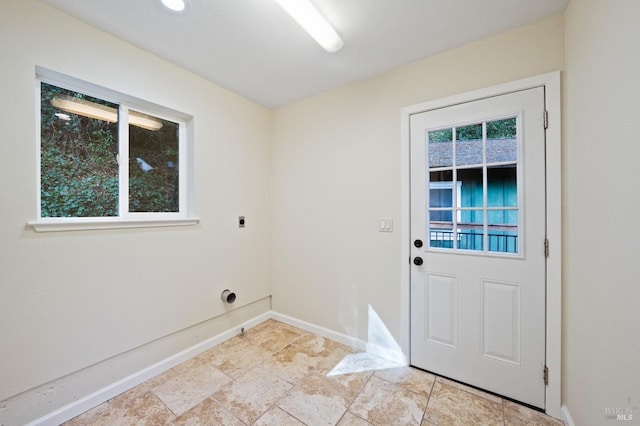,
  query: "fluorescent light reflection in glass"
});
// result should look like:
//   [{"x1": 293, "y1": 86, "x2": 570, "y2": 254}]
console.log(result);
[{"x1": 51, "y1": 96, "x2": 163, "y2": 131}]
